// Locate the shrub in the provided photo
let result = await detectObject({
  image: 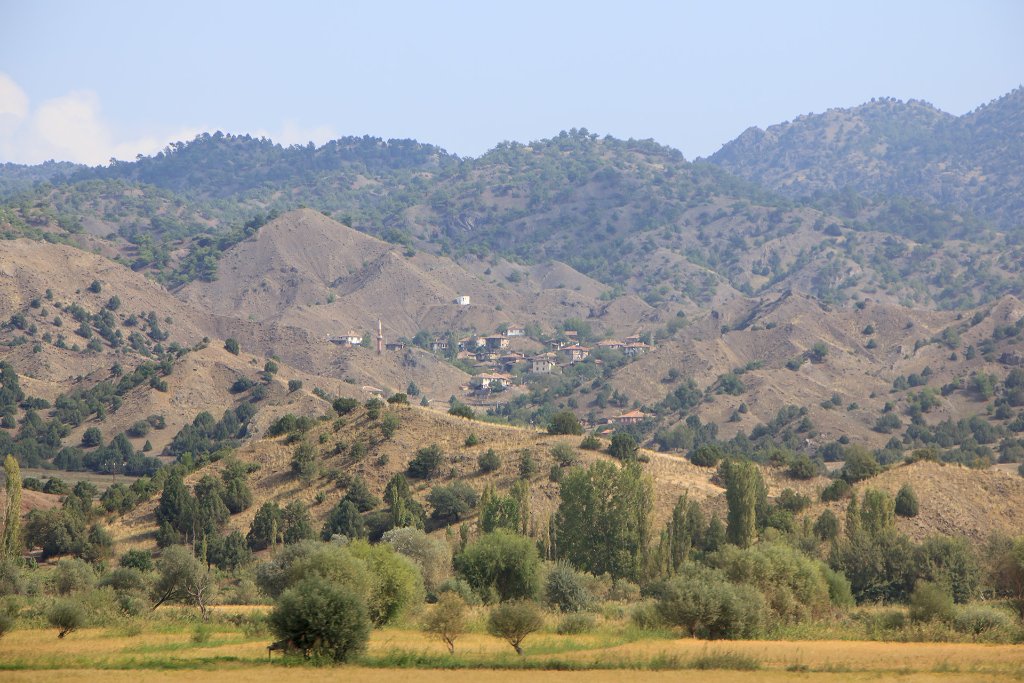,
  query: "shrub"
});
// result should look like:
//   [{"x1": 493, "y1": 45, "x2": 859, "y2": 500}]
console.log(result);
[
  {"x1": 690, "y1": 443, "x2": 722, "y2": 467},
  {"x1": 48, "y1": 600, "x2": 85, "y2": 638},
  {"x1": 387, "y1": 393, "x2": 408, "y2": 405},
  {"x1": 953, "y1": 604, "x2": 1014, "y2": 636},
  {"x1": 53, "y1": 558, "x2": 96, "y2": 595},
  {"x1": 813, "y1": 510, "x2": 840, "y2": 541},
  {"x1": 777, "y1": 488, "x2": 811, "y2": 513},
  {"x1": 427, "y1": 482, "x2": 478, "y2": 524},
  {"x1": 841, "y1": 447, "x2": 881, "y2": 482},
  {"x1": 608, "y1": 432, "x2": 639, "y2": 461},
  {"x1": 332, "y1": 397, "x2": 359, "y2": 415},
  {"x1": 98, "y1": 567, "x2": 147, "y2": 594},
  {"x1": 820, "y1": 478, "x2": 852, "y2": 502},
  {"x1": 787, "y1": 454, "x2": 818, "y2": 479},
  {"x1": 269, "y1": 576, "x2": 370, "y2": 662},
  {"x1": 544, "y1": 562, "x2": 593, "y2": 613},
  {"x1": 550, "y1": 443, "x2": 578, "y2": 467},
  {"x1": 478, "y1": 449, "x2": 500, "y2": 473},
  {"x1": 287, "y1": 379, "x2": 303, "y2": 393},
  {"x1": 548, "y1": 410, "x2": 583, "y2": 435},
  {"x1": 0, "y1": 607, "x2": 14, "y2": 639},
  {"x1": 655, "y1": 569, "x2": 765, "y2": 639},
  {"x1": 224, "y1": 338, "x2": 240, "y2": 355},
  {"x1": 436, "y1": 577, "x2": 481, "y2": 606},
  {"x1": 448, "y1": 404, "x2": 474, "y2": 420},
  {"x1": 408, "y1": 444, "x2": 444, "y2": 479},
  {"x1": 464, "y1": 432, "x2": 480, "y2": 447},
  {"x1": 455, "y1": 530, "x2": 540, "y2": 603},
  {"x1": 909, "y1": 581, "x2": 955, "y2": 623},
  {"x1": 487, "y1": 600, "x2": 544, "y2": 655},
  {"x1": 895, "y1": 484, "x2": 919, "y2": 517},
  {"x1": 382, "y1": 527, "x2": 452, "y2": 594},
  {"x1": 556, "y1": 612, "x2": 596, "y2": 635},
  {"x1": 518, "y1": 450, "x2": 538, "y2": 478},
  {"x1": 347, "y1": 540, "x2": 426, "y2": 627},
  {"x1": 579, "y1": 434, "x2": 601, "y2": 450},
  {"x1": 422, "y1": 592, "x2": 467, "y2": 654}
]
